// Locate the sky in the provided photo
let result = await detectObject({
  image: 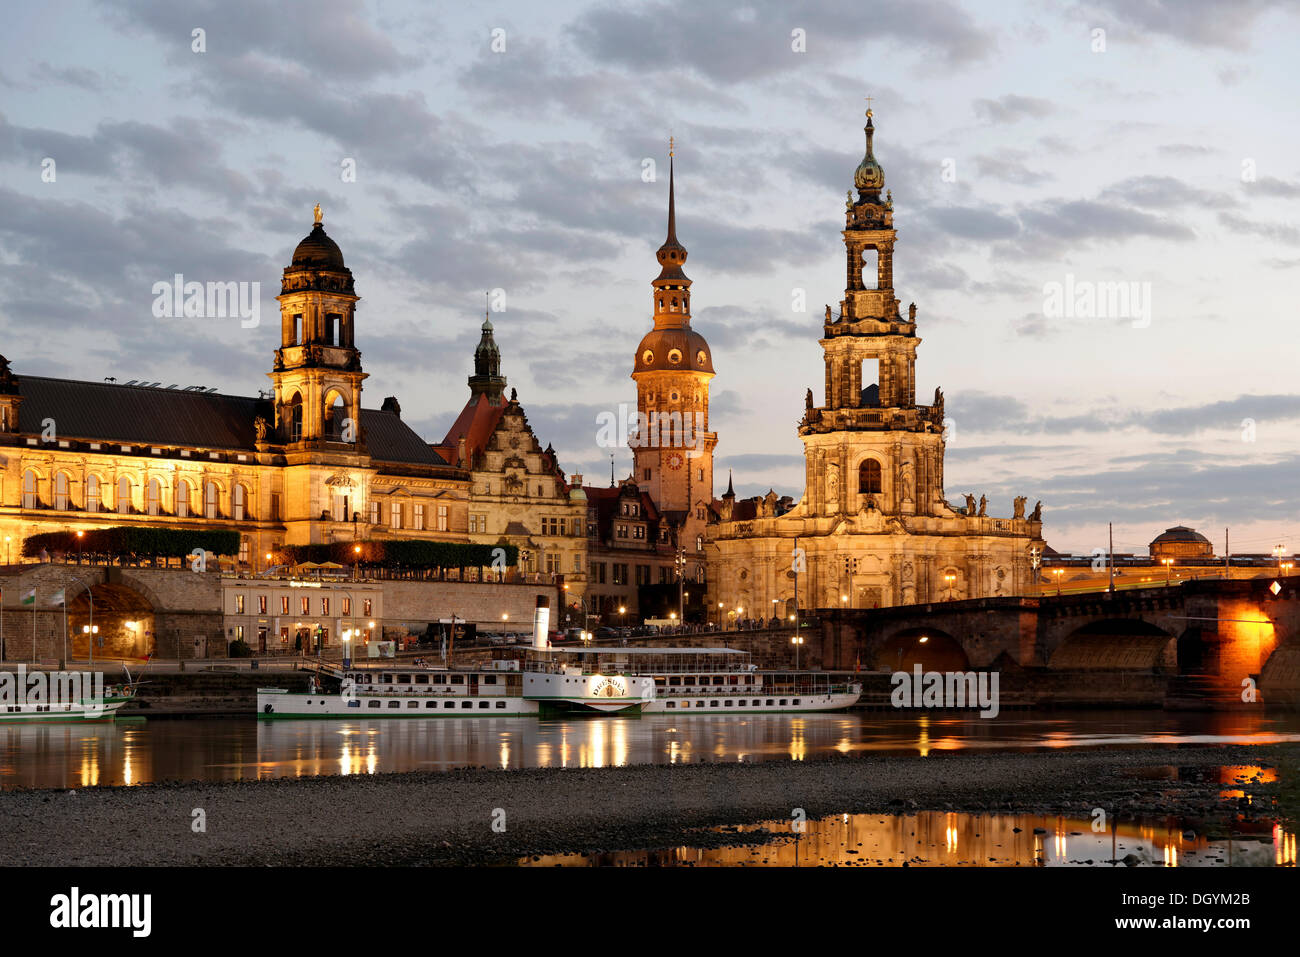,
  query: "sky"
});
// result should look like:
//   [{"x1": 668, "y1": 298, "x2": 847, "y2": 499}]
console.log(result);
[{"x1": 1, "y1": 0, "x2": 1298, "y2": 556}]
